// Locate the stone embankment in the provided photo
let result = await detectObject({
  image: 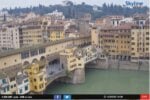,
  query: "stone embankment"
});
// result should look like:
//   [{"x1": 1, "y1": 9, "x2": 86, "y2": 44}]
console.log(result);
[{"x1": 86, "y1": 59, "x2": 149, "y2": 71}]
